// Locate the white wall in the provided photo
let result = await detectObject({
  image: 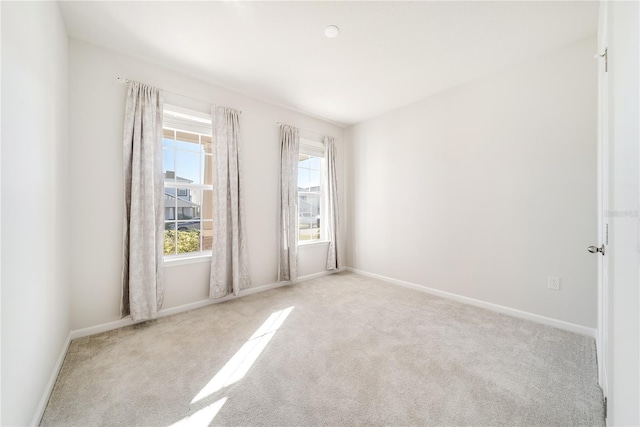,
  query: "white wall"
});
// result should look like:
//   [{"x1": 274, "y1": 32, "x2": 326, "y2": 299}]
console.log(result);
[
  {"x1": 69, "y1": 40, "x2": 345, "y2": 330},
  {"x1": 1, "y1": 2, "x2": 70, "y2": 425},
  {"x1": 346, "y1": 37, "x2": 597, "y2": 328},
  {"x1": 607, "y1": 1, "x2": 640, "y2": 424}
]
